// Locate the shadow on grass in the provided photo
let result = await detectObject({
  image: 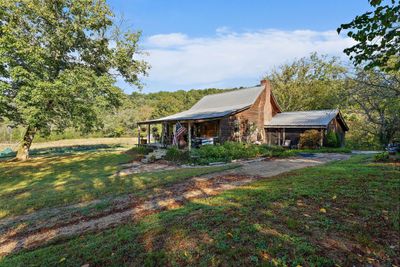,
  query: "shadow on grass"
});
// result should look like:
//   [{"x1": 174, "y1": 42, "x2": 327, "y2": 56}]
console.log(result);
[
  {"x1": 1, "y1": 157, "x2": 399, "y2": 266},
  {"x1": 0, "y1": 151, "x2": 233, "y2": 219},
  {"x1": 0, "y1": 144, "x2": 123, "y2": 161}
]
